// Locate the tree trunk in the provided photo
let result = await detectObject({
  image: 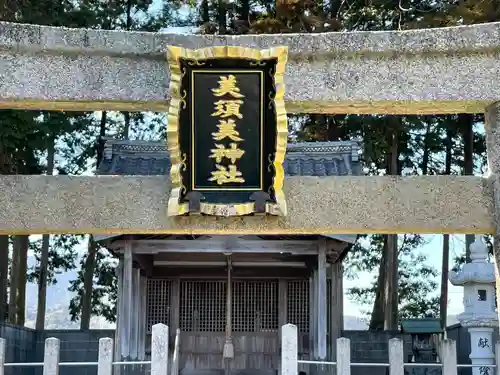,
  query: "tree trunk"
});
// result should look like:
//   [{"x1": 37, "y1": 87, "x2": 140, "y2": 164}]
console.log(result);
[
  {"x1": 421, "y1": 121, "x2": 431, "y2": 175},
  {"x1": 8, "y1": 236, "x2": 18, "y2": 324},
  {"x1": 329, "y1": 0, "x2": 341, "y2": 18},
  {"x1": 440, "y1": 234, "x2": 450, "y2": 328},
  {"x1": 217, "y1": 0, "x2": 226, "y2": 33},
  {"x1": 96, "y1": 111, "x2": 107, "y2": 168},
  {"x1": 369, "y1": 240, "x2": 387, "y2": 330},
  {"x1": 385, "y1": 233, "x2": 398, "y2": 330},
  {"x1": 0, "y1": 141, "x2": 10, "y2": 323},
  {"x1": 326, "y1": 115, "x2": 347, "y2": 141},
  {"x1": 35, "y1": 136, "x2": 55, "y2": 330},
  {"x1": 125, "y1": 0, "x2": 132, "y2": 30},
  {"x1": 460, "y1": 113, "x2": 475, "y2": 262},
  {"x1": 80, "y1": 235, "x2": 97, "y2": 330},
  {"x1": 384, "y1": 126, "x2": 399, "y2": 330},
  {"x1": 201, "y1": 0, "x2": 210, "y2": 23},
  {"x1": 240, "y1": 0, "x2": 249, "y2": 24},
  {"x1": 123, "y1": 112, "x2": 130, "y2": 139},
  {"x1": 0, "y1": 235, "x2": 9, "y2": 322},
  {"x1": 440, "y1": 124, "x2": 454, "y2": 329},
  {"x1": 15, "y1": 235, "x2": 29, "y2": 326},
  {"x1": 80, "y1": 110, "x2": 107, "y2": 329},
  {"x1": 370, "y1": 120, "x2": 400, "y2": 330}
]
